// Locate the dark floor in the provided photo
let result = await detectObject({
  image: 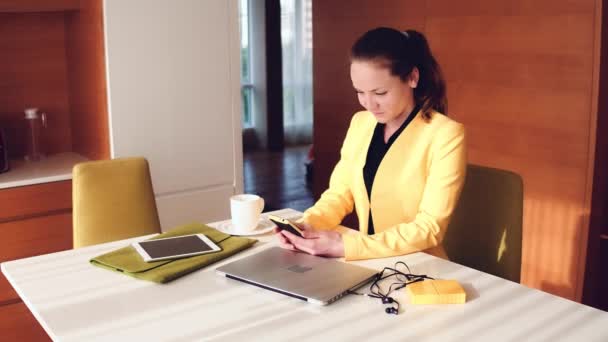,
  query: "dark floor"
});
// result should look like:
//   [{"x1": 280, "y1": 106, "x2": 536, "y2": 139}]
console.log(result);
[{"x1": 243, "y1": 145, "x2": 315, "y2": 212}]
